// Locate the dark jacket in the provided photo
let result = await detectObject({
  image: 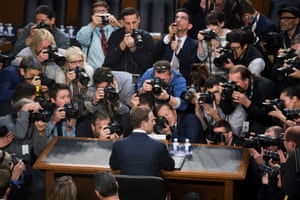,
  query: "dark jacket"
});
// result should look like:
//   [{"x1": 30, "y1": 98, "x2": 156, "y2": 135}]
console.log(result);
[{"x1": 109, "y1": 131, "x2": 175, "y2": 177}]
